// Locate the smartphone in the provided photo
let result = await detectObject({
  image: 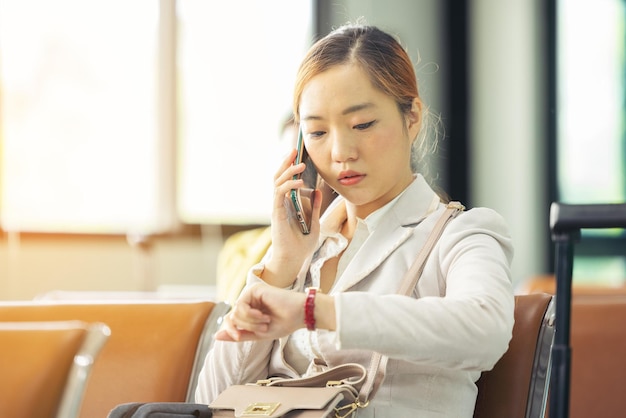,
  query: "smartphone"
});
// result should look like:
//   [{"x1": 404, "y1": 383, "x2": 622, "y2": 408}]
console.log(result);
[{"x1": 290, "y1": 128, "x2": 318, "y2": 234}]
